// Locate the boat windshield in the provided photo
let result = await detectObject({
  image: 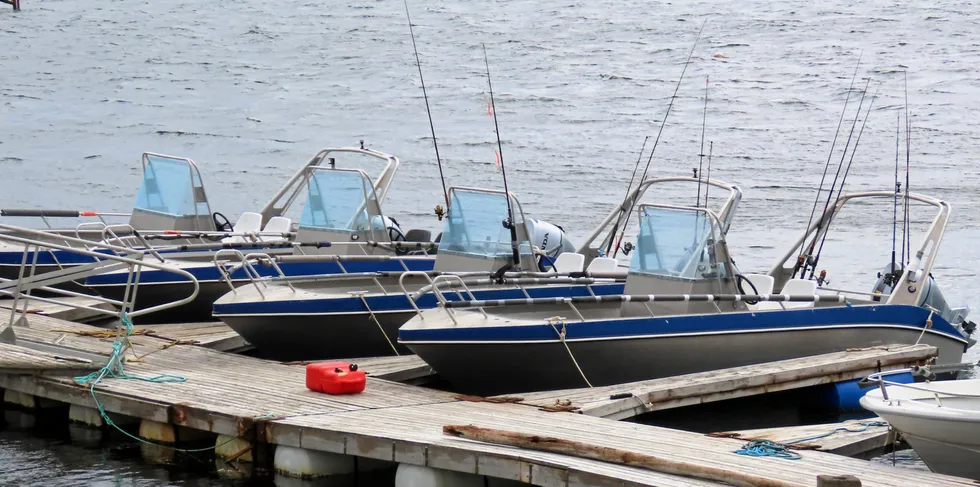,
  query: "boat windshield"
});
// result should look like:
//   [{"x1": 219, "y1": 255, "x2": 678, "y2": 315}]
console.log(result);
[
  {"x1": 299, "y1": 169, "x2": 377, "y2": 232},
  {"x1": 629, "y1": 206, "x2": 726, "y2": 279},
  {"x1": 133, "y1": 155, "x2": 209, "y2": 217},
  {"x1": 439, "y1": 189, "x2": 531, "y2": 258}
]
